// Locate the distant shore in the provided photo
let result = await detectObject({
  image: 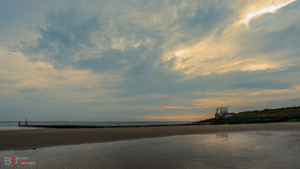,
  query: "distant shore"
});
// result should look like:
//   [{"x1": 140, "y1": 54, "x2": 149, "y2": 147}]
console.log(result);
[{"x1": 1, "y1": 122, "x2": 300, "y2": 151}]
